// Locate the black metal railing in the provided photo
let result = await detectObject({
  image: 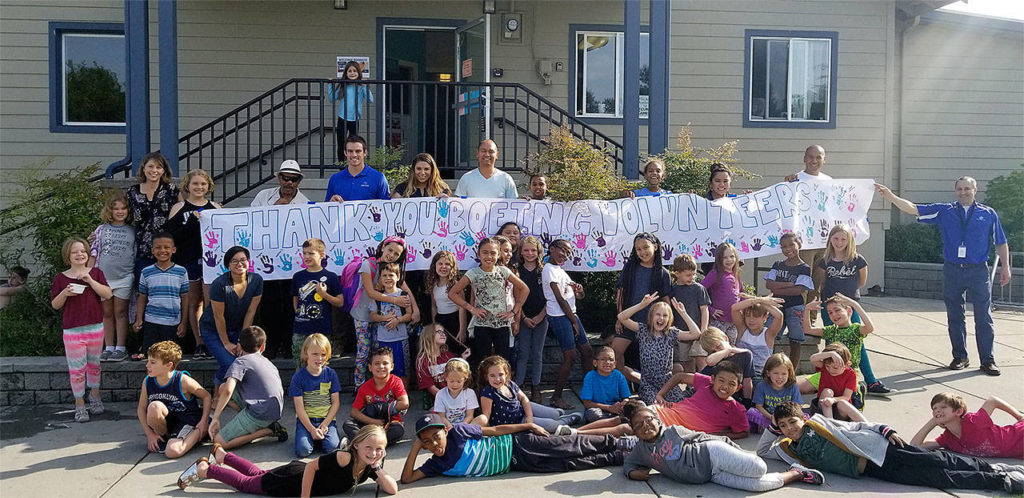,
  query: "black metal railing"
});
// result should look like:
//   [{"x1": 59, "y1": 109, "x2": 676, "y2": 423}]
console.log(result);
[{"x1": 173, "y1": 78, "x2": 623, "y2": 205}]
